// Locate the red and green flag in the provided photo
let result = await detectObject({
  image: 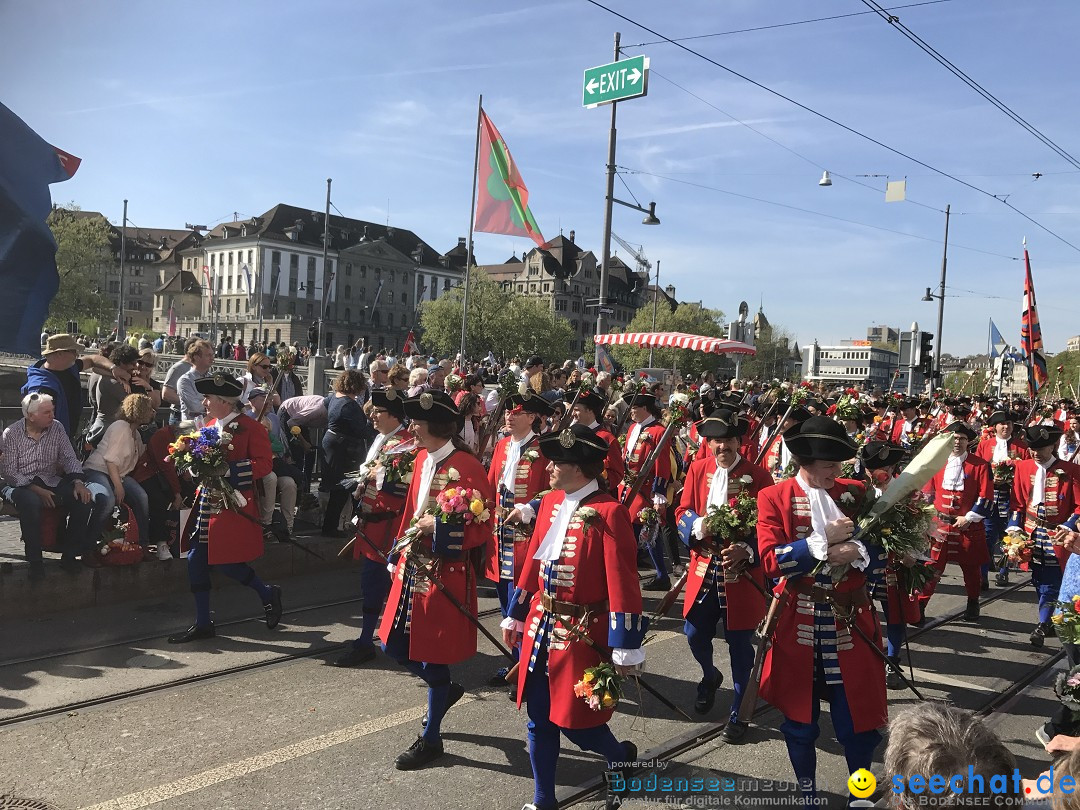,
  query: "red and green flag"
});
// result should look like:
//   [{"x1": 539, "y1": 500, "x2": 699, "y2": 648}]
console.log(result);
[
  {"x1": 1020, "y1": 246, "x2": 1048, "y2": 397},
  {"x1": 474, "y1": 109, "x2": 546, "y2": 248}
]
